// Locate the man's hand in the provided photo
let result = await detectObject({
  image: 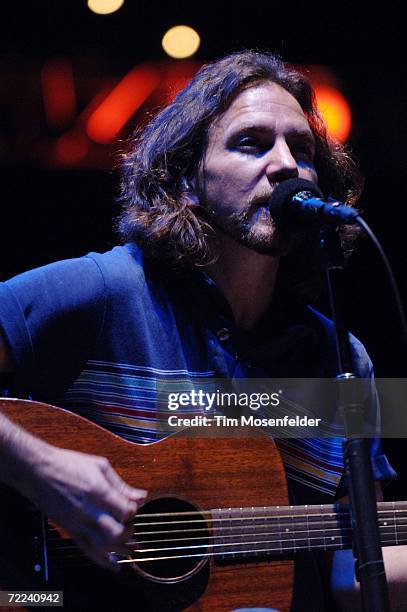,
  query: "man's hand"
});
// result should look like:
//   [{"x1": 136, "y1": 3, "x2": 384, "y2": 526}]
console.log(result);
[
  {"x1": 331, "y1": 488, "x2": 407, "y2": 611},
  {"x1": 23, "y1": 446, "x2": 147, "y2": 571}
]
